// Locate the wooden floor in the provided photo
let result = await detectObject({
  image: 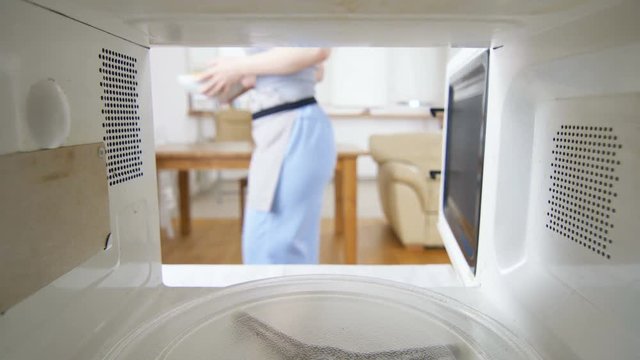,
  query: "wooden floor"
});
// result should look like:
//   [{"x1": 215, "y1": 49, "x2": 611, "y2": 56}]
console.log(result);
[{"x1": 161, "y1": 218, "x2": 450, "y2": 265}]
